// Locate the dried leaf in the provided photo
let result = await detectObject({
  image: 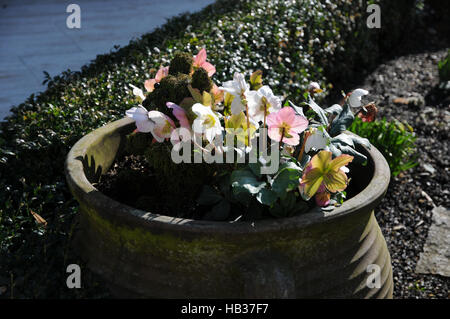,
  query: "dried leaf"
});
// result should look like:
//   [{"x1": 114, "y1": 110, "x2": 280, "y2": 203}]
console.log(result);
[{"x1": 30, "y1": 210, "x2": 47, "y2": 227}]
